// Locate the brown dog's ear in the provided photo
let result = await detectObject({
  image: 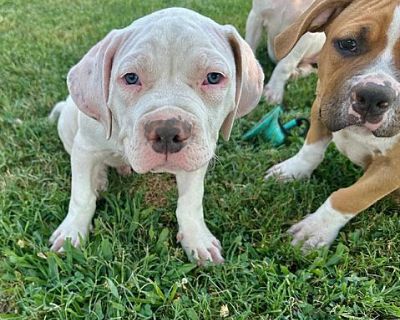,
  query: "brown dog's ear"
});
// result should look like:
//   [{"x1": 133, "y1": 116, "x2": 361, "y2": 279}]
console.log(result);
[
  {"x1": 221, "y1": 27, "x2": 264, "y2": 141},
  {"x1": 67, "y1": 30, "x2": 124, "y2": 139},
  {"x1": 275, "y1": 0, "x2": 353, "y2": 60}
]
